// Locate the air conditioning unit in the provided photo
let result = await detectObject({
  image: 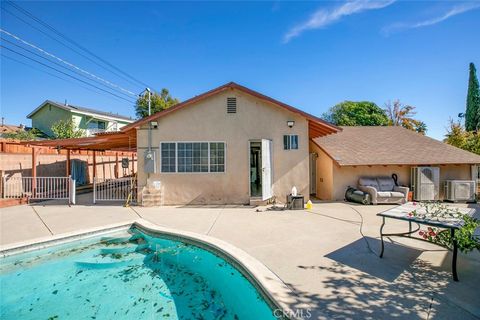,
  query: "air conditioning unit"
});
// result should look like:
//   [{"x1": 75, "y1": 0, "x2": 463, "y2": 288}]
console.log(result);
[
  {"x1": 444, "y1": 180, "x2": 476, "y2": 202},
  {"x1": 411, "y1": 167, "x2": 440, "y2": 201}
]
